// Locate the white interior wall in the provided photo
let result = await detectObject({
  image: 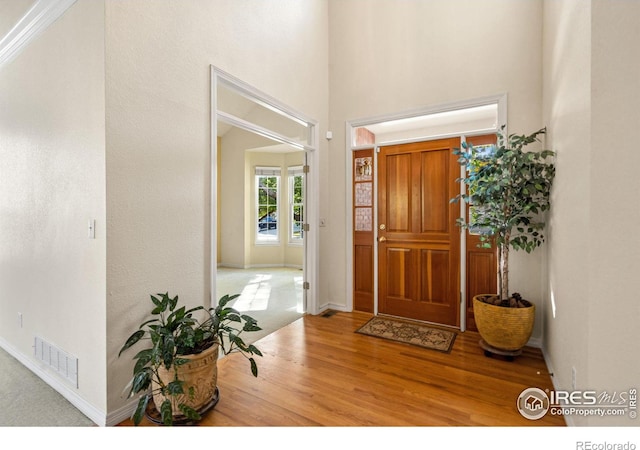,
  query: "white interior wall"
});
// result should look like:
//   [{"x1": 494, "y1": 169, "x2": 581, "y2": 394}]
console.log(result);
[
  {"x1": 104, "y1": 0, "x2": 328, "y2": 422},
  {"x1": 542, "y1": 0, "x2": 592, "y2": 425},
  {"x1": 587, "y1": 0, "x2": 640, "y2": 426},
  {"x1": 0, "y1": 0, "x2": 107, "y2": 422},
  {"x1": 327, "y1": 0, "x2": 546, "y2": 338},
  {"x1": 2, "y1": 0, "x2": 636, "y2": 428},
  {"x1": 543, "y1": 0, "x2": 640, "y2": 426}
]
